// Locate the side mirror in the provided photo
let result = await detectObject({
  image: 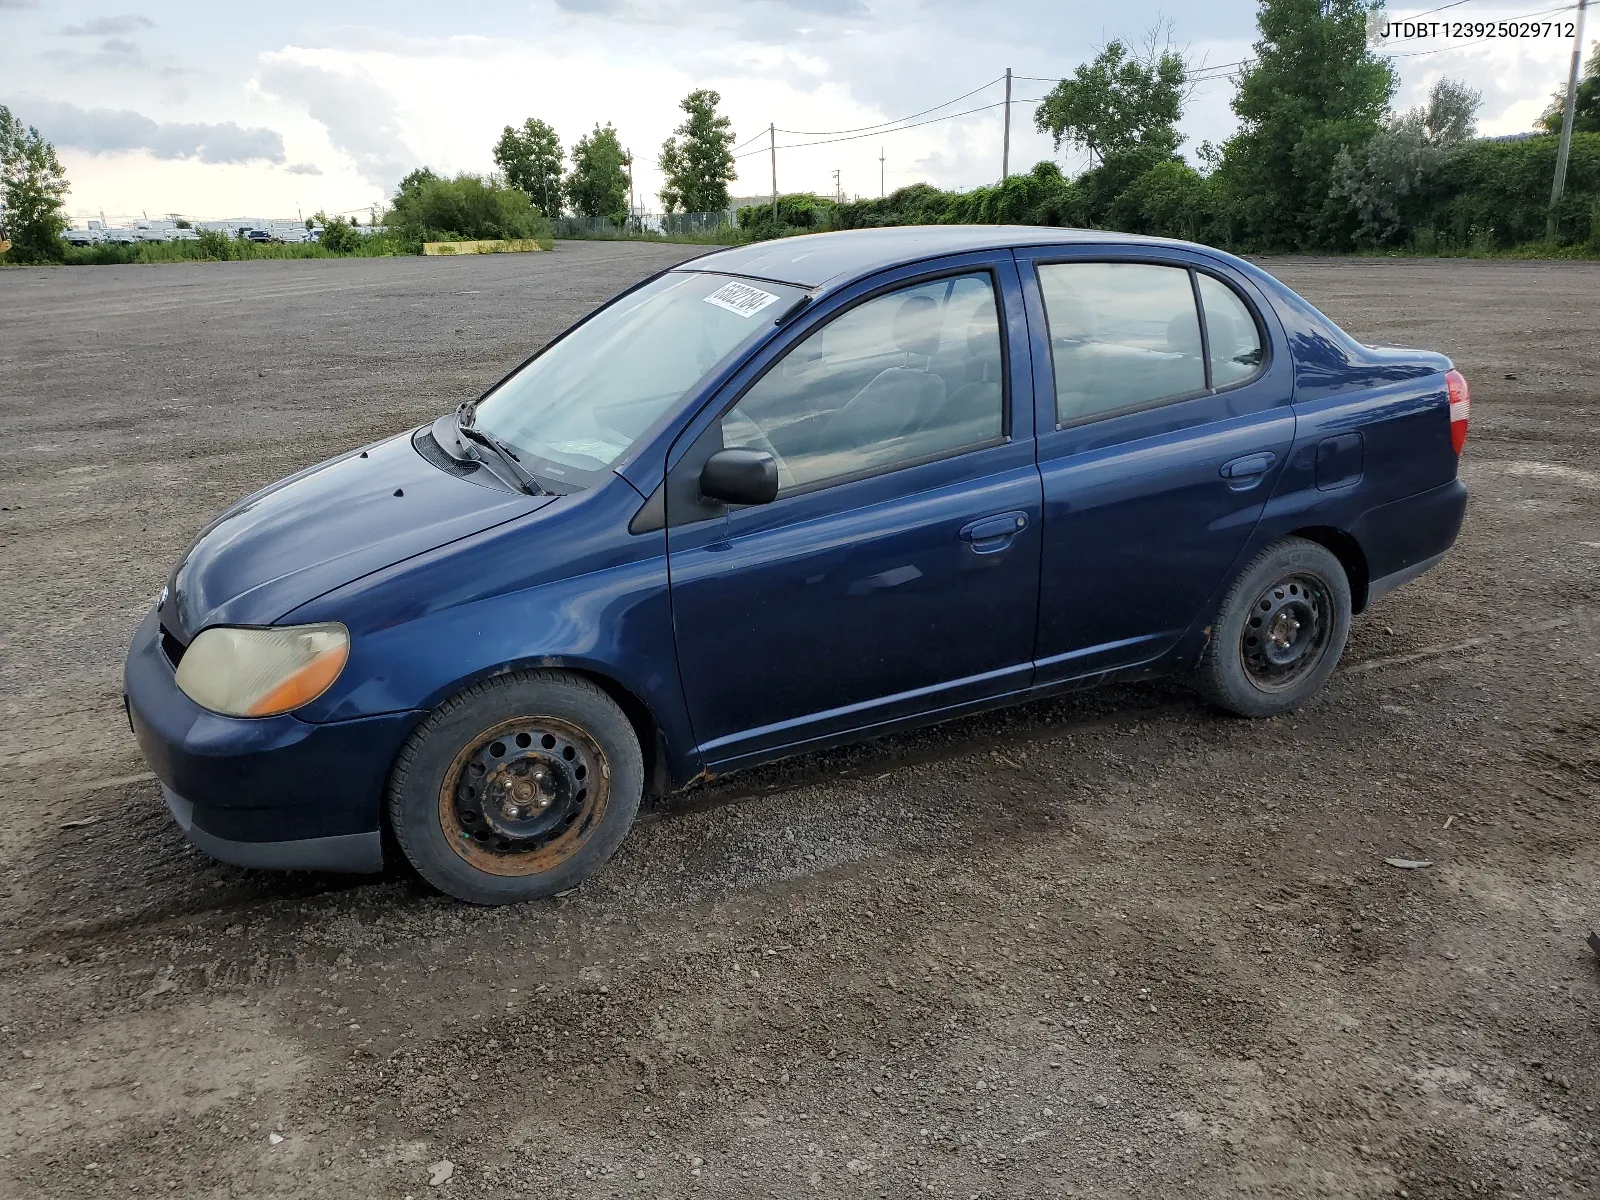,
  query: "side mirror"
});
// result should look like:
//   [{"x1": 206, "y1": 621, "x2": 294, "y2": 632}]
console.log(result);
[{"x1": 699, "y1": 447, "x2": 779, "y2": 506}]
